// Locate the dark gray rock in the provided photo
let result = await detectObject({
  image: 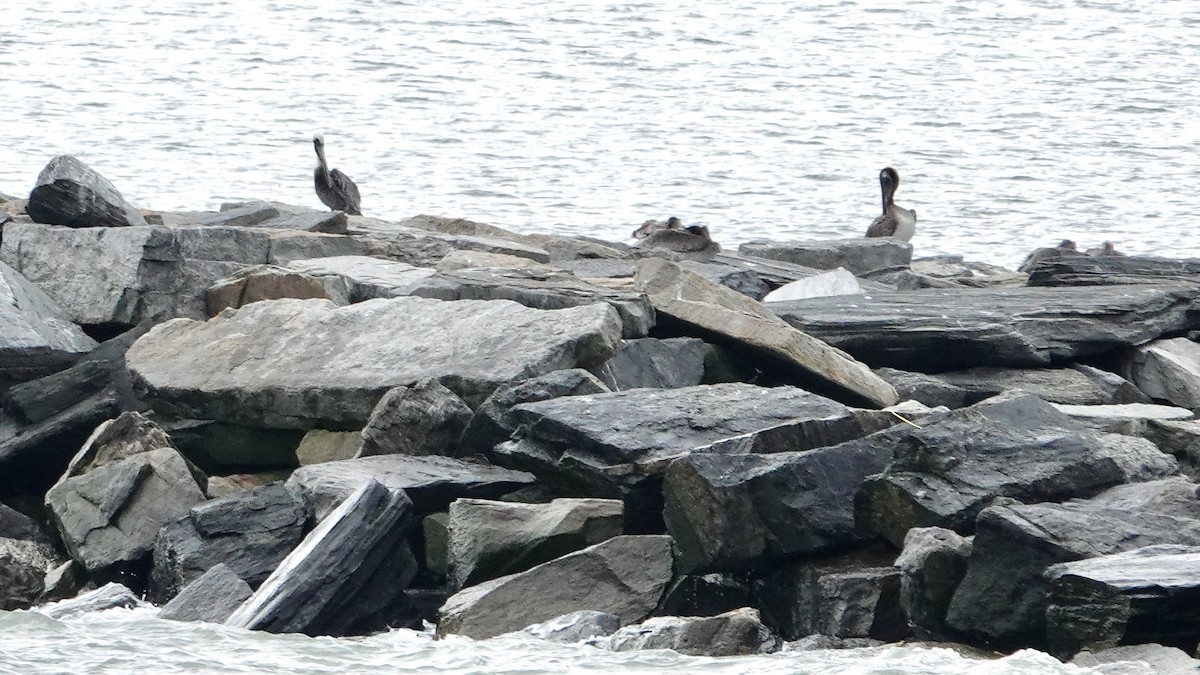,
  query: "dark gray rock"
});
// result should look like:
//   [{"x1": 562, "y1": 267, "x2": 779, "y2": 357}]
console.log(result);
[
  {"x1": 1046, "y1": 545, "x2": 1200, "y2": 658},
  {"x1": 0, "y1": 260, "x2": 97, "y2": 385},
  {"x1": 1124, "y1": 337, "x2": 1200, "y2": 409},
  {"x1": 39, "y1": 582, "x2": 140, "y2": 619},
  {"x1": 45, "y1": 447, "x2": 207, "y2": 589},
  {"x1": 421, "y1": 512, "x2": 449, "y2": 580},
  {"x1": 680, "y1": 261, "x2": 772, "y2": 301},
  {"x1": 25, "y1": 155, "x2": 147, "y2": 228},
  {"x1": 160, "y1": 419, "x2": 304, "y2": 474},
  {"x1": 930, "y1": 366, "x2": 1148, "y2": 406},
  {"x1": 360, "y1": 379, "x2": 474, "y2": 457},
  {"x1": 1027, "y1": 254, "x2": 1200, "y2": 287},
  {"x1": 602, "y1": 607, "x2": 781, "y2": 656},
  {"x1": 149, "y1": 482, "x2": 308, "y2": 603},
  {"x1": 855, "y1": 393, "x2": 1166, "y2": 547},
  {"x1": 448, "y1": 497, "x2": 623, "y2": 589},
  {"x1": 659, "y1": 573, "x2": 753, "y2": 618},
  {"x1": 783, "y1": 635, "x2": 887, "y2": 651},
  {"x1": 772, "y1": 284, "x2": 1200, "y2": 371},
  {"x1": 457, "y1": 369, "x2": 610, "y2": 456},
  {"x1": 126, "y1": 297, "x2": 623, "y2": 428},
  {"x1": 225, "y1": 480, "x2": 417, "y2": 636},
  {"x1": 663, "y1": 428, "x2": 899, "y2": 572},
  {"x1": 873, "y1": 368, "x2": 970, "y2": 409},
  {"x1": 945, "y1": 477, "x2": 1200, "y2": 650},
  {"x1": 436, "y1": 535, "x2": 673, "y2": 640},
  {"x1": 158, "y1": 563, "x2": 252, "y2": 623},
  {"x1": 57, "y1": 411, "x2": 193, "y2": 487},
  {"x1": 1072, "y1": 364, "x2": 1152, "y2": 404},
  {"x1": 589, "y1": 338, "x2": 710, "y2": 391},
  {"x1": 522, "y1": 610, "x2": 621, "y2": 643},
  {"x1": 286, "y1": 454, "x2": 536, "y2": 520},
  {"x1": 0, "y1": 536, "x2": 60, "y2": 610},
  {"x1": 739, "y1": 238, "x2": 912, "y2": 277},
  {"x1": 0, "y1": 502, "x2": 52, "y2": 545},
  {"x1": 41, "y1": 560, "x2": 86, "y2": 602},
  {"x1": 895, "y1": 527, "x2": 972, "y2": 639}
]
